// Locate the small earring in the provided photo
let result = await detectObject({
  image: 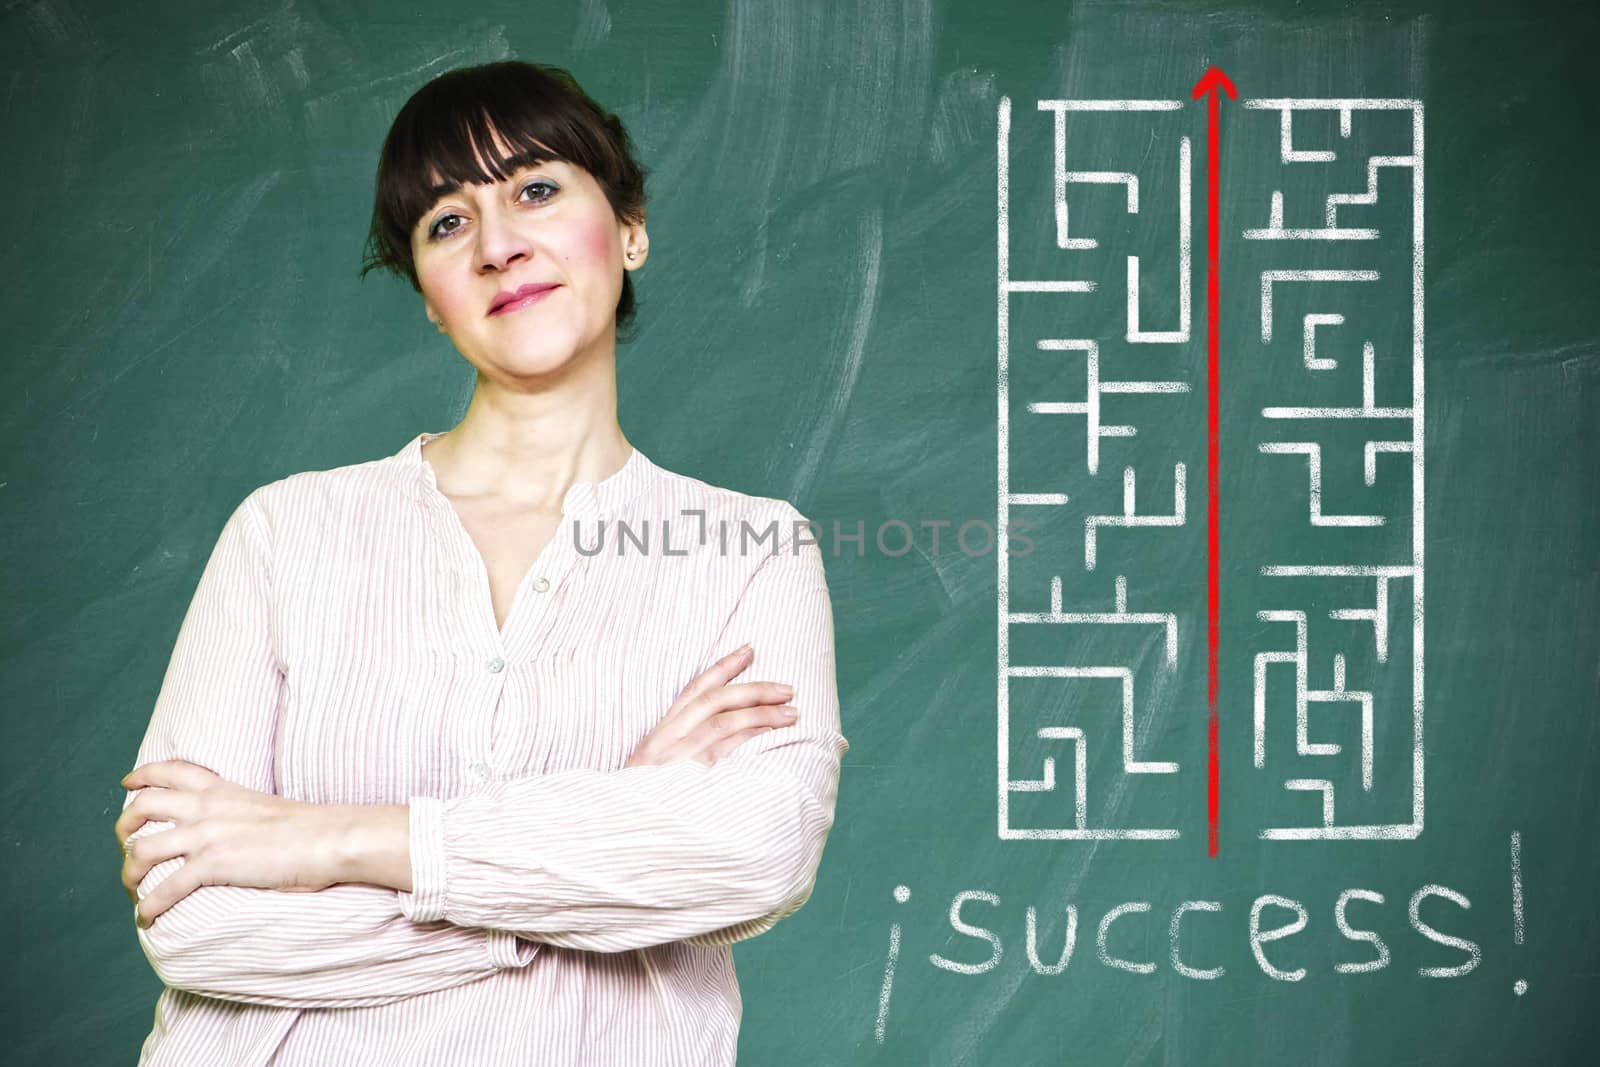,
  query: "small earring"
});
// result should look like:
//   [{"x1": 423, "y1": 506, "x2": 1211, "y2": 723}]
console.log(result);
[{"x1": 627, "y1": 251, "x2": 637, "y2": 260}]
